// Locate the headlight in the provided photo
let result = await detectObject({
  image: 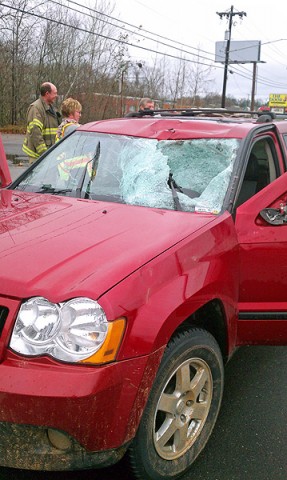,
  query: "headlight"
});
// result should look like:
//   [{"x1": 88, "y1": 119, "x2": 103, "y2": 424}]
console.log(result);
[{"x1": 10, "y1": 297, "x2": 125, "y2": 364}]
